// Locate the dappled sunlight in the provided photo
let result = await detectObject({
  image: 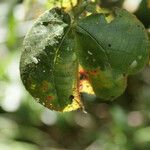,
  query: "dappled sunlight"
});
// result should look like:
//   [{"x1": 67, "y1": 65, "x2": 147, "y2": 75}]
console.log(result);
[
  {"x1": 123, "y1": 0, "x2": 142, "y2": 13},
  {"x1": 0, "y1": 0, "x2": 150, "y2": 150}
]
